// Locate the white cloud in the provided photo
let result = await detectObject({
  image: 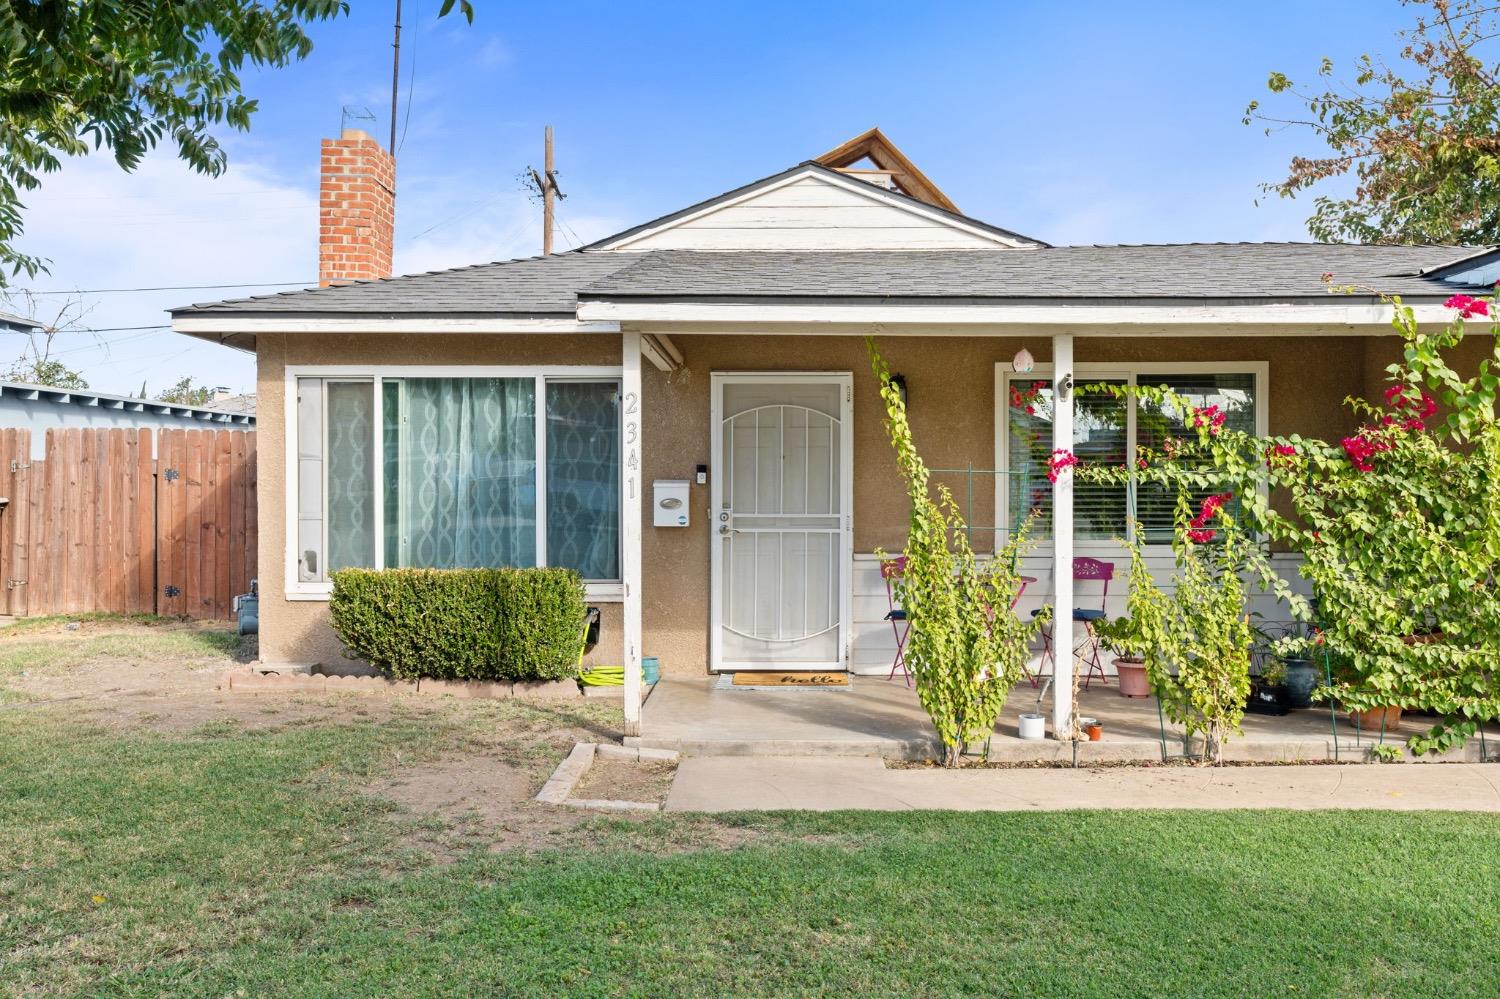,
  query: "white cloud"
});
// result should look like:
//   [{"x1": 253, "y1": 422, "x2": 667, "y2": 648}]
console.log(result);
[{"x1": 7, "y1": 151, "x2": 318, "y2": 395}]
